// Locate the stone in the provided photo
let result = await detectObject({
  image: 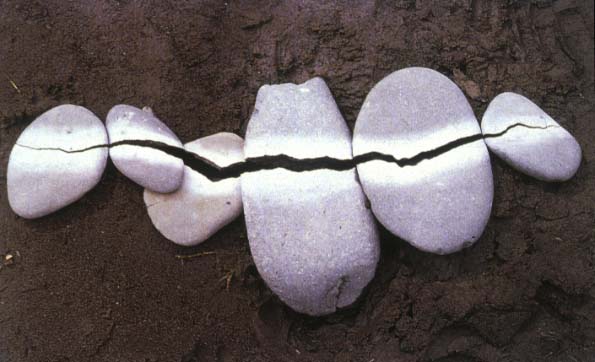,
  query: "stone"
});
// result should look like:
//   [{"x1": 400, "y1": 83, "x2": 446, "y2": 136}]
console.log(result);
[
  {"x1": 481, "y1": 92, "x2": 582, "y2": 182},
  {"x1": 7, "y1": 104, "x2": 109, "y2": 219},
  {"x1": 353, "y1": 67, "x2": 493, "y2": 255},
  {"x1": 242, "y1": 77, "x2": 380, "y2": 316},
  {"x1": 143, "y1": 133, "x2": 244, "y2": 246},
  {"x1": 106, "y1": 105, "x2": 184, "y2": 193}
]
